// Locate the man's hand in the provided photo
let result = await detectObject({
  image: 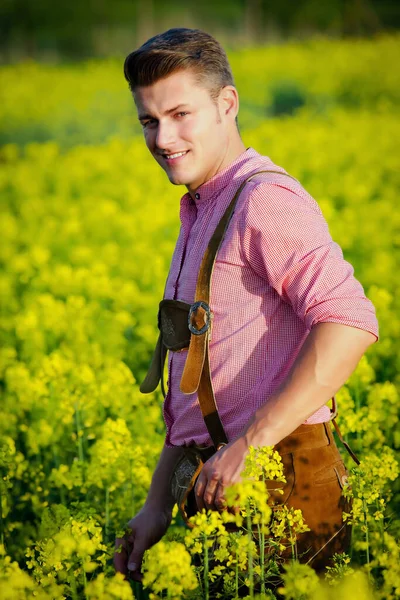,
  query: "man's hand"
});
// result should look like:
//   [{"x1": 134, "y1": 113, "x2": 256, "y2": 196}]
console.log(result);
[
  {"x1": 194, "y1": 436, "x2": 249, "y2": 512},
  {"x1": 114, "y1": 506, "x2": 172, "y2": 581}
]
